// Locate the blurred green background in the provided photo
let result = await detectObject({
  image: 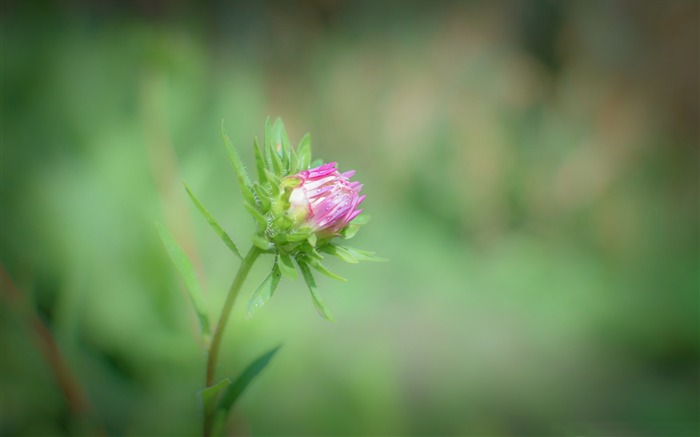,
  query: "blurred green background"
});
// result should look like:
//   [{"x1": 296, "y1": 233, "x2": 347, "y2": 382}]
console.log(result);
[{"x1": 1, "y1": 1, "x2": 698, "y2": 436}]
